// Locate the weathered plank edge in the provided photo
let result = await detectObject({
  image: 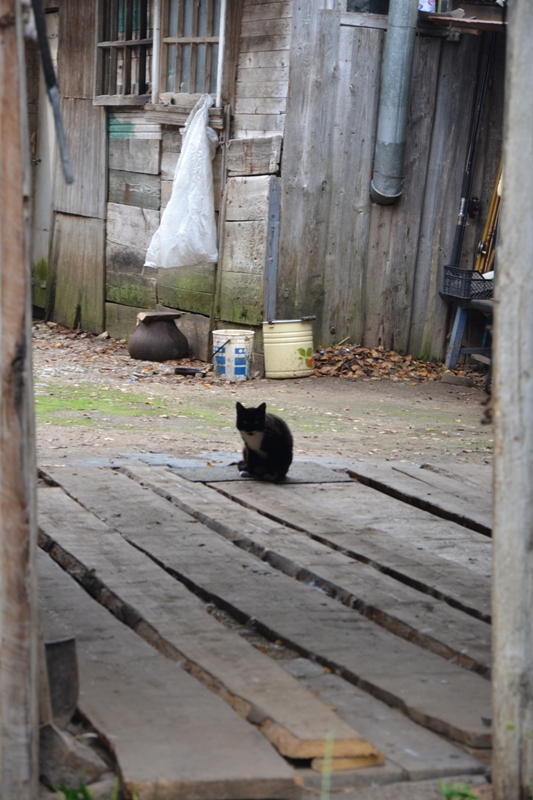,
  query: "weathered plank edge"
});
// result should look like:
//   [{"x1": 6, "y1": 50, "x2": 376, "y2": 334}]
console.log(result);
[
  {"x1": 347, "y1": 467, "x2": 492, "y2": 537},
  {"x1": 119, "y1": 465, "x2": 491, "y2": 678}
]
